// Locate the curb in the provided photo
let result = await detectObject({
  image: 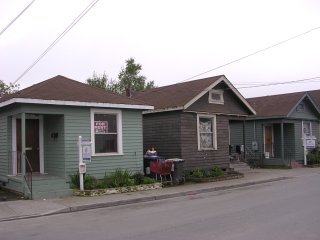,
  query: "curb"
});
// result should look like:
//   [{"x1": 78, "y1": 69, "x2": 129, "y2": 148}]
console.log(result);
[{"x1": 0, "y1": 176, "x2": 291, "y2": 222}]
